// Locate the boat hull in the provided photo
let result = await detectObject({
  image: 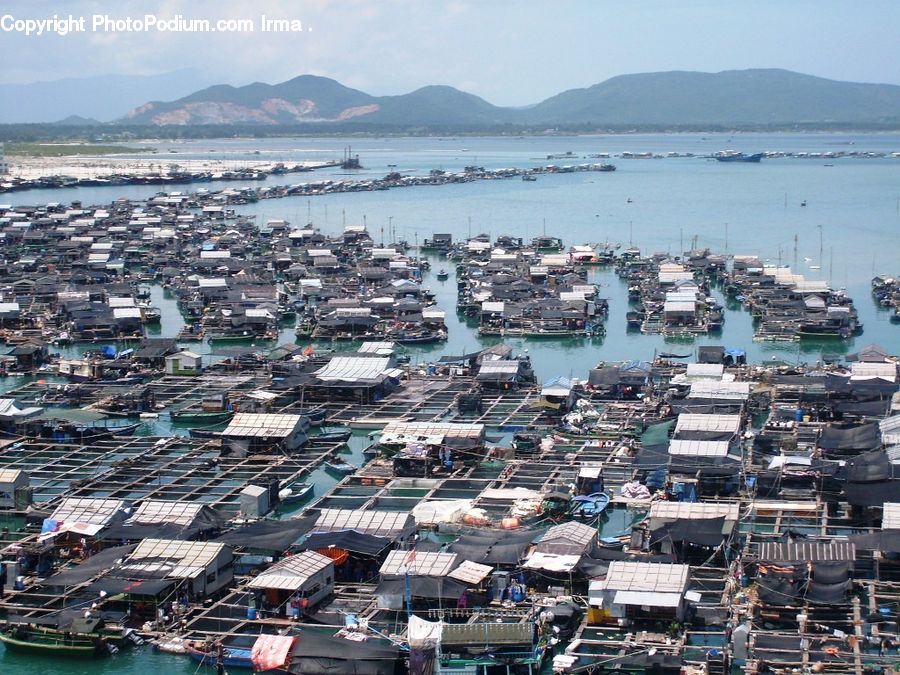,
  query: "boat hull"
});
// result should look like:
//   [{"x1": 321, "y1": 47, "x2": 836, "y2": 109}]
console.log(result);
[{"x1": 0, "y1": 631, "x2": 106, "y2": 658}]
